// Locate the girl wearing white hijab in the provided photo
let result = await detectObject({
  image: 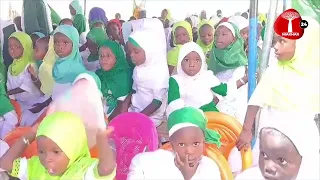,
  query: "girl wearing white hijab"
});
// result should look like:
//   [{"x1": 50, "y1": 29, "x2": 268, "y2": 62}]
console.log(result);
[
  {"x1": 167, "y1": 42, "x2": 248, "y2": 115},
  {"x1": 236, "y1": 112, "x2": 320, "y2": 180},
  {"x1": 125, "y1": 28, "x2": 169, "y2": 127}
]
